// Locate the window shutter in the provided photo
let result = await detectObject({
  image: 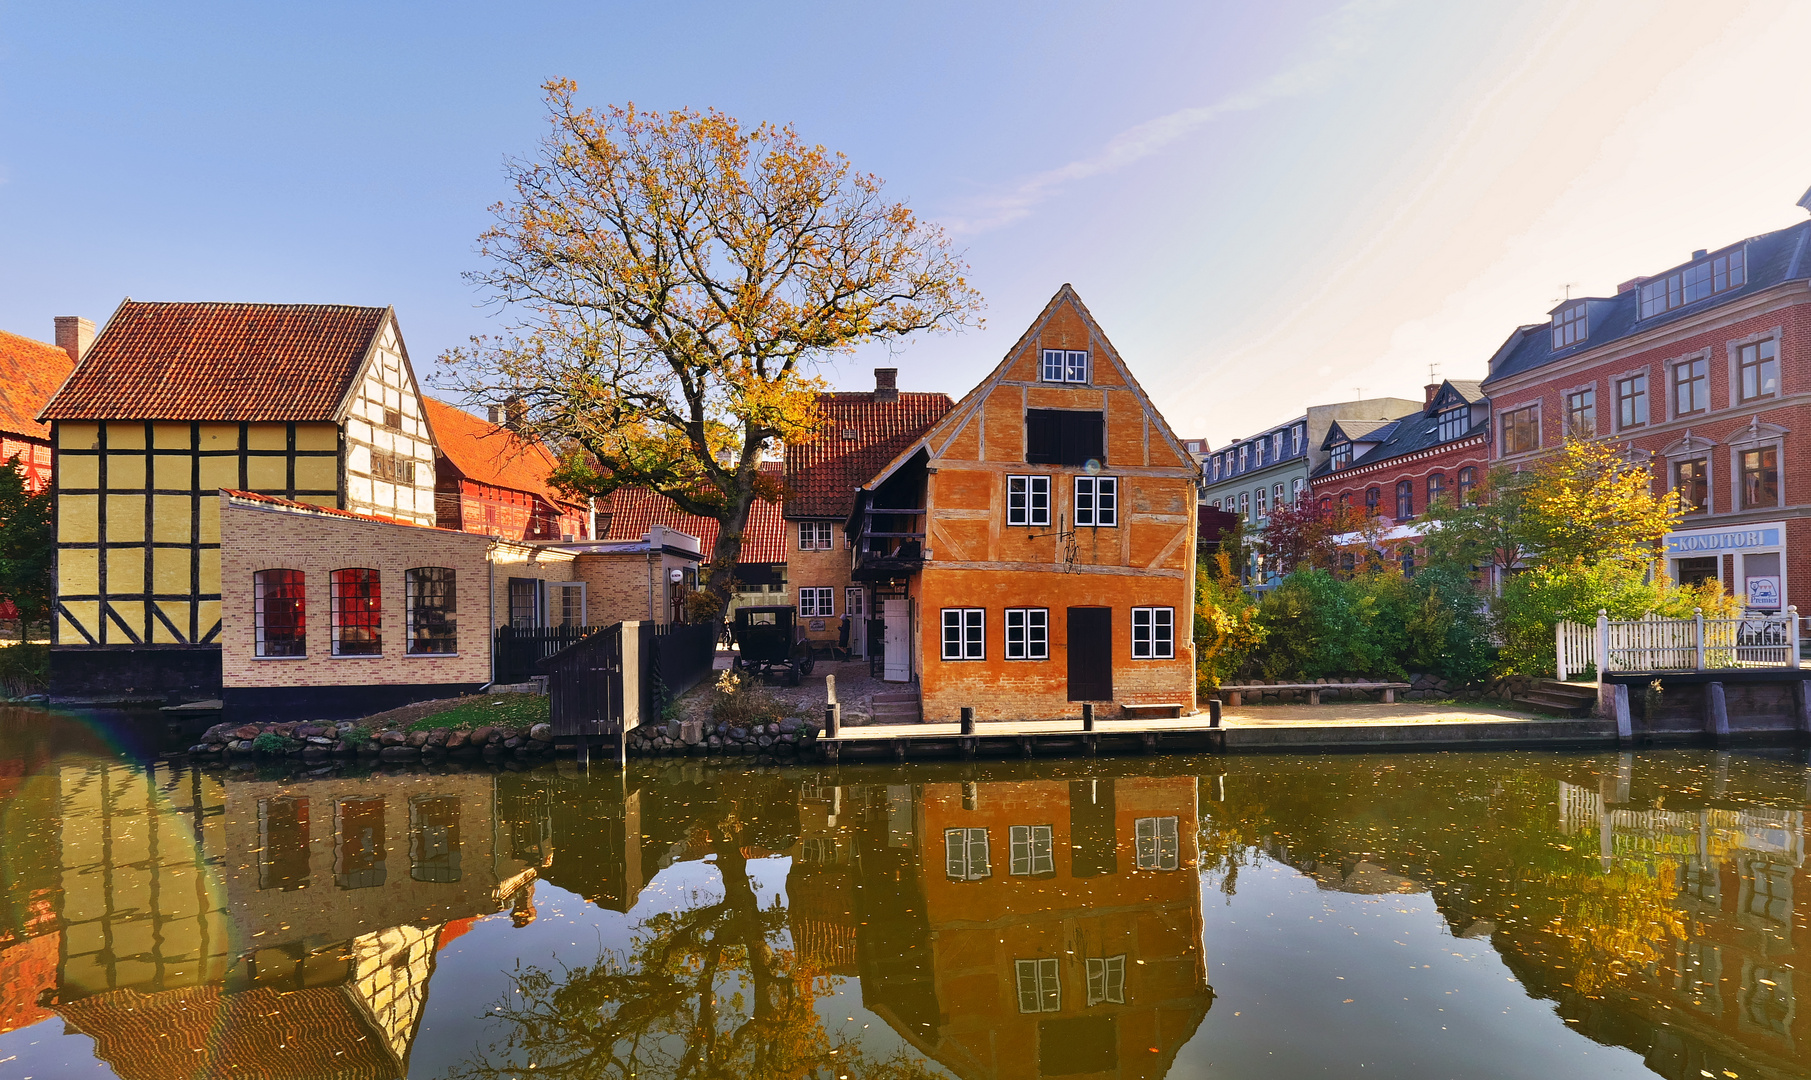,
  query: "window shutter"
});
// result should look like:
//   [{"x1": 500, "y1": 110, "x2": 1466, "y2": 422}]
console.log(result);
[{"x1": 969, "y1": 829, "x2": 989, "y2": 878}]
